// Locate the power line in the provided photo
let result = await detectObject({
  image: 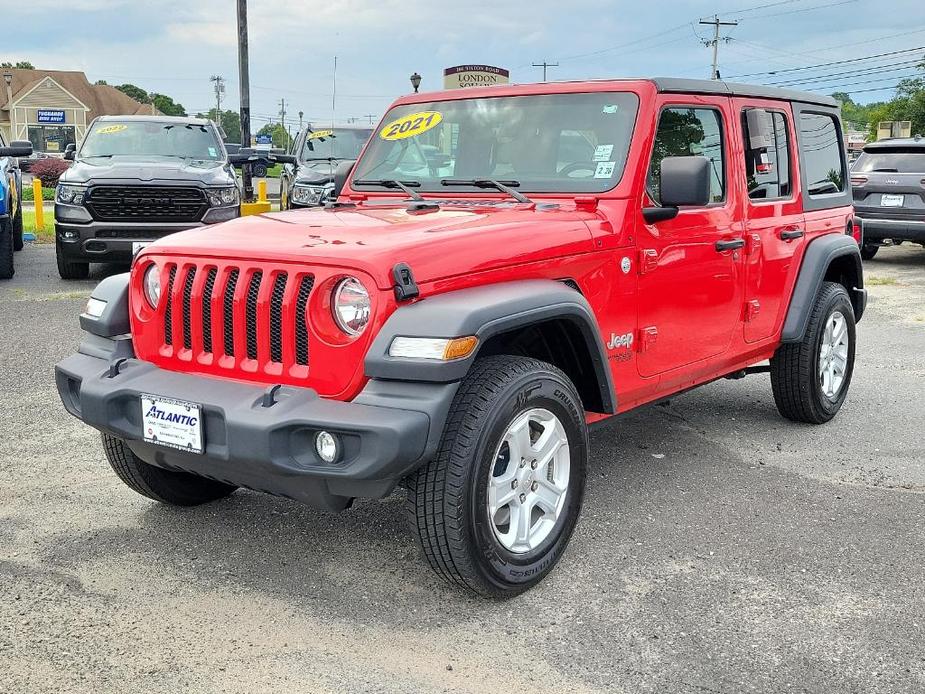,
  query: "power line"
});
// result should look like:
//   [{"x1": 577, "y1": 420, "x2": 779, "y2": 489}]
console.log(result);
[
  {"x1": 532, "y1": 61, "x2": 558, "y2": 81},
  {"x1": 731, "y1": 44, "x2": 925, "y2": 78},
  {"x1": 766, "y1": 59, "x2": 923, "y2": 86}
]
